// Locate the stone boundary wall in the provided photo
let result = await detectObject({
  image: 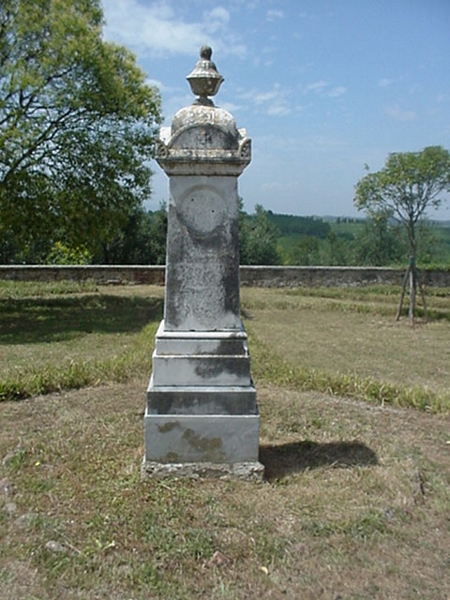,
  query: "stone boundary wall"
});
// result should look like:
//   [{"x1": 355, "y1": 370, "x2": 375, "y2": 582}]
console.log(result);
[
  {"x1": 240, "y1": 266, "x2": 450, "y2": 287},
  {"x1": 1, "y1": 265, "x2": 450, "y2": 287},
  {"x1": 0, "y1": 265, "x2": 165, "y2": 285}
]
